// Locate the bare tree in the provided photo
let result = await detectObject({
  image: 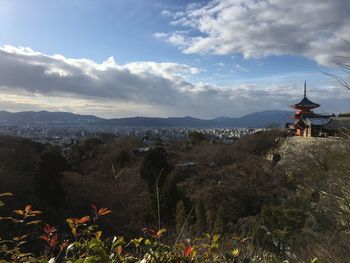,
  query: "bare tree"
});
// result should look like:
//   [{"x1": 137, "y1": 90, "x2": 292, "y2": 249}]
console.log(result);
[{"x1": 323, "y1": 38, "x2": 350, "y2": 91}]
